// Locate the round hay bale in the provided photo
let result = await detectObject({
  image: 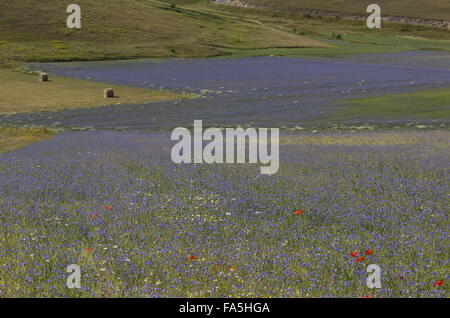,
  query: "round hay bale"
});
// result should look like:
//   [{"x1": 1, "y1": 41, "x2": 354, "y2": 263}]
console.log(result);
[
  {"x1": 39, "y1": 72, "x2": 49, "y2": 82},
  {"x1": 104, "y1": 88, "x2": 114, "y2": 98}
]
